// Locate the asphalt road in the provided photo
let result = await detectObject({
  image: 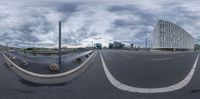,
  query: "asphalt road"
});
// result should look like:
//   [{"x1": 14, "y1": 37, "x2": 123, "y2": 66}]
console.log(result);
[
  {"x1": 100, "y1": 50, "x2": 197, "y2": 88},
  {"x1": 1, "y1": 49, "x2": 200, "y2": 99}
]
